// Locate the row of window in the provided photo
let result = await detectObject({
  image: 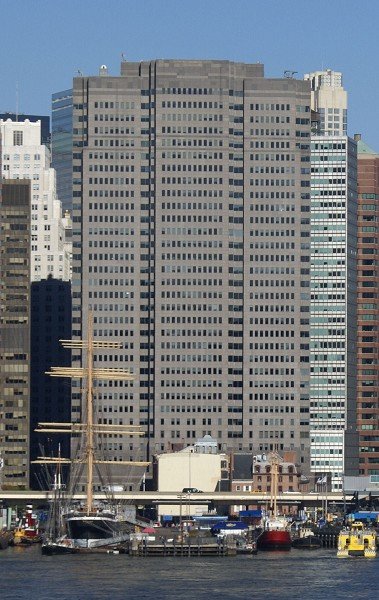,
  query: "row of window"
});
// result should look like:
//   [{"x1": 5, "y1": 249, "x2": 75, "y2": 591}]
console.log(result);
[{"x1": 2, "y1": 153, "x2": 41, "y2": 161}]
